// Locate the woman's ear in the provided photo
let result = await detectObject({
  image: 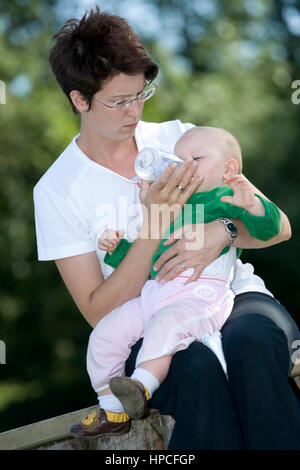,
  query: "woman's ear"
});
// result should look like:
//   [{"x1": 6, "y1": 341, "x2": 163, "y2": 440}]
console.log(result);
[
  {"x1": 223, "y1": 158, "x2": 239, "y2": 181},
  {"x1": 69, "y1": 90, "x2": 89, "y2": 113}
]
